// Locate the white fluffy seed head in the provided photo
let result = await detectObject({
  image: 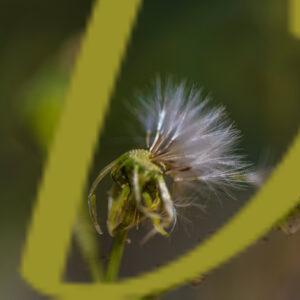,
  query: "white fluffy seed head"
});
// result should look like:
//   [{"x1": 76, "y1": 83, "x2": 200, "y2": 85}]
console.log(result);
[{"x1": 136, "y1": 79, "x2": 253, "y2": 201}]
